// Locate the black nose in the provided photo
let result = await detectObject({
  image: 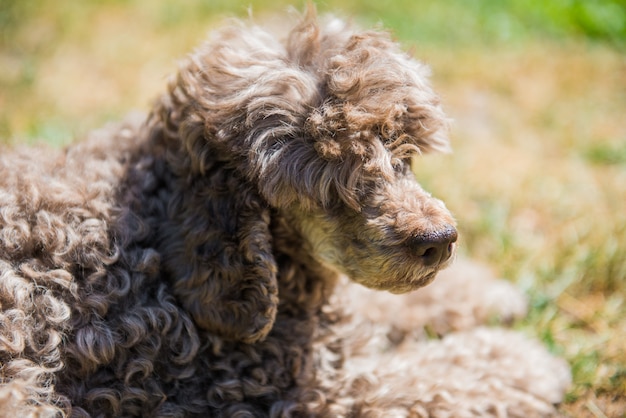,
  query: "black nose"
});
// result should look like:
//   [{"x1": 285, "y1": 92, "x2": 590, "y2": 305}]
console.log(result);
[{"x1": 409, "y1": 225, "x2": 458, "y2": 266}]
